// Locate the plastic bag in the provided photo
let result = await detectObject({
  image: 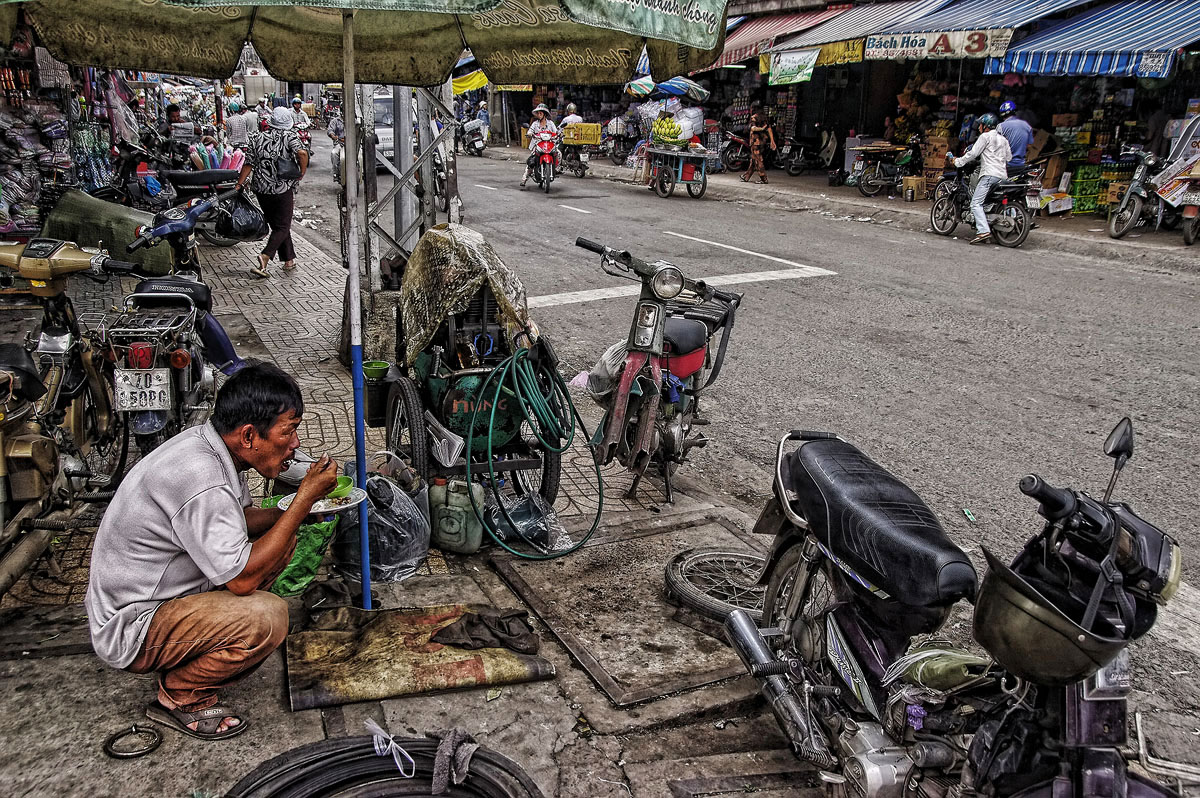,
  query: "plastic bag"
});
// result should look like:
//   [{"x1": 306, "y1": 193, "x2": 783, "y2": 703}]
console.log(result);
[
  {"x1": 215, "y1": 191, "x2": 268, "y2": 241},
  {"x1": 586, "y1": 339, "x2": 628, "y2": 400},
  {"x1": 333, "y1": 473, "x2": 430, "y2": 583},
  {"x1": 485, "y1": 491, "x2": 571, "y2": 552}
]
